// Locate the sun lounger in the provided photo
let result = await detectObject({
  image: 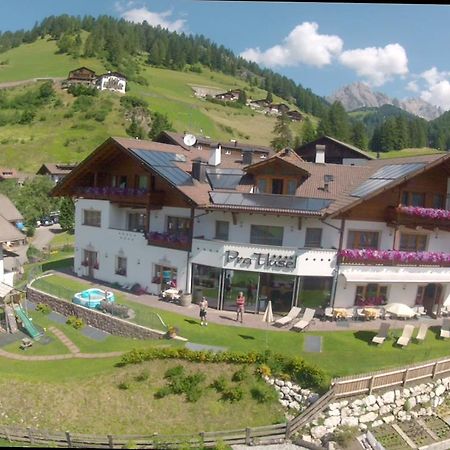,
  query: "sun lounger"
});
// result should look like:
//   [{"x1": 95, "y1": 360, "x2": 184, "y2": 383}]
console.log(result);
[
  {"x1": 440, "y1": 319, "x2": 450, "y2": 339},
  {"x1": 397, "y1": 324, "x2": 415, "y2": 347},
  {"x1": 415, "y1": 324, "x2": 428, "y2": 343},
  {"x1": 372, "y1": 322, "x2": 391, "y2": 345},
  {"x1": 291, "y1": 308, "x2": 316, "y2": 332},
  {"x1": 274, "y1": 306, "x2": 301, "y2": 327},
  {"x1": 415, "y1": 305, "x2": 426, "y2": 317},
  {"x1": 324, "y1": 307, "x2": 334, "y2": 321}
]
